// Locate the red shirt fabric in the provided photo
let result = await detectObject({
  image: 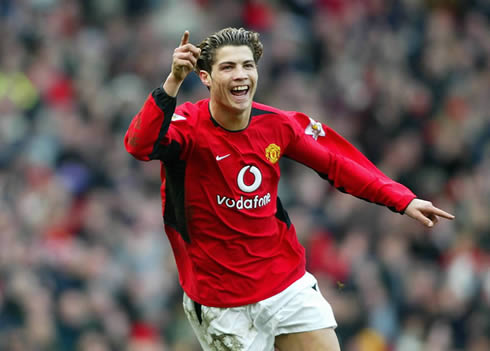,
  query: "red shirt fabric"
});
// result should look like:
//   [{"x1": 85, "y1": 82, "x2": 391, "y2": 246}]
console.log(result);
[{"x1": 125, "y1": 87, "x2": 416, "y2": 307}]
